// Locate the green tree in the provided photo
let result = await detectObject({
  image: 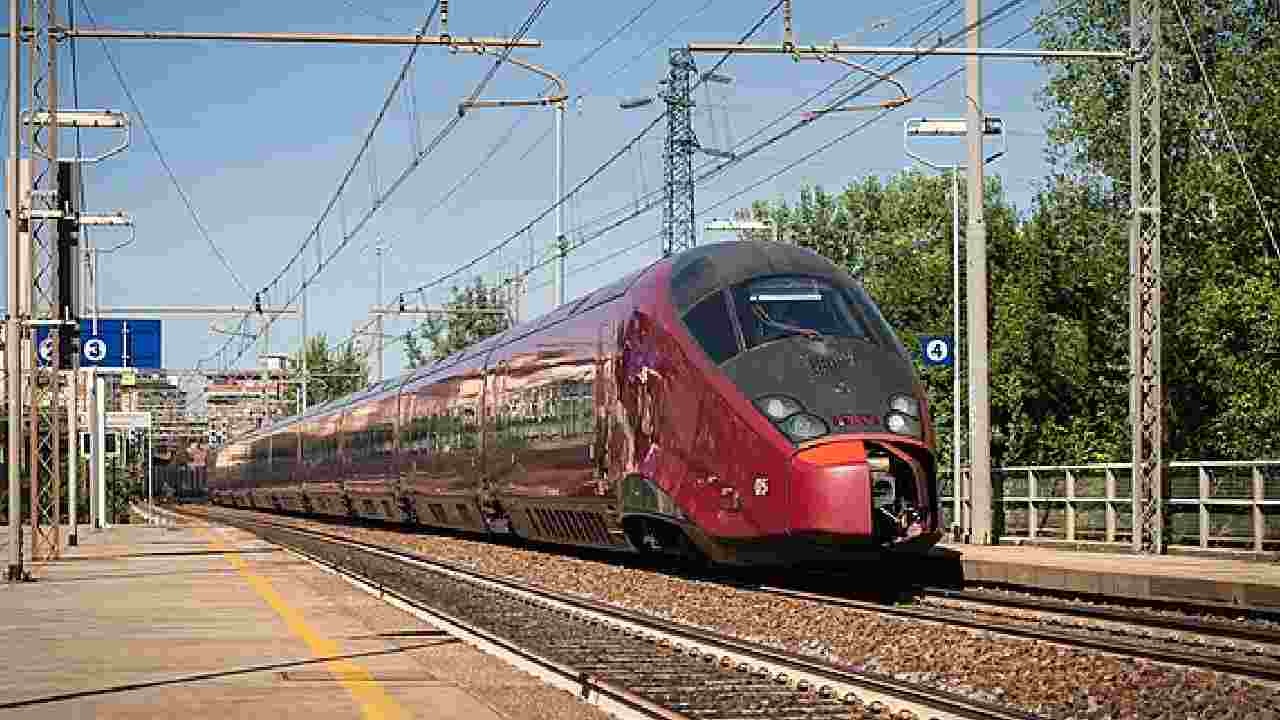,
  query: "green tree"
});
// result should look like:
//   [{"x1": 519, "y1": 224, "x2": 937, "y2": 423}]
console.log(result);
[
  {"x1": 403, "y1": 278, "x2": 512, "y2": 367},
  {"x1": 991, "y1": 175, "x2": 1130, "y2": 464},
  {"x1": 1037, "y1": 1, "x2": 1280, "y2": 458},
  {"x1": 288, "y1": 334, "x2": 370, "y2": 408}
]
